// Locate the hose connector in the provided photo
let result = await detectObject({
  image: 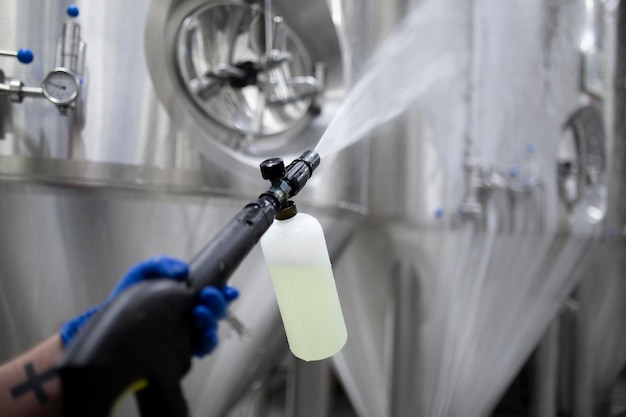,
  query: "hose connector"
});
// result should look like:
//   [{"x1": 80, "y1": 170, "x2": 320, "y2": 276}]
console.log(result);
[{"x1": 260, "y1": 150, "x2": 320, "y2": 209}]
